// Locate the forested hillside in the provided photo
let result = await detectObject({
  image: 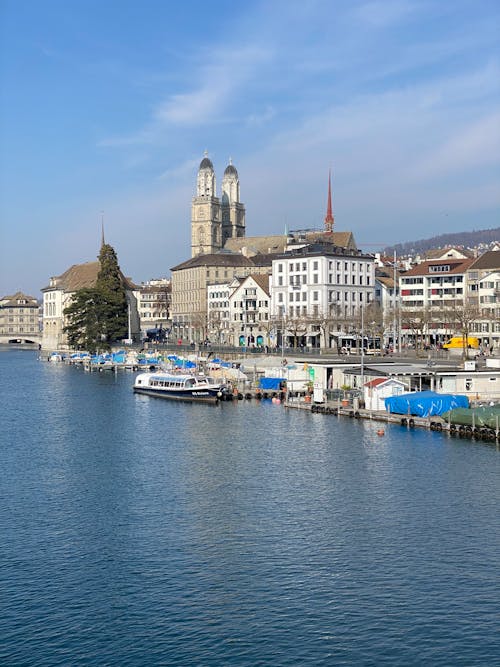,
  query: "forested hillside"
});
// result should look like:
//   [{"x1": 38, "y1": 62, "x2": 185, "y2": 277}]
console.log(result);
[{"x1": 383, "y1": 227, "x2": 499, "y2": 256}]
